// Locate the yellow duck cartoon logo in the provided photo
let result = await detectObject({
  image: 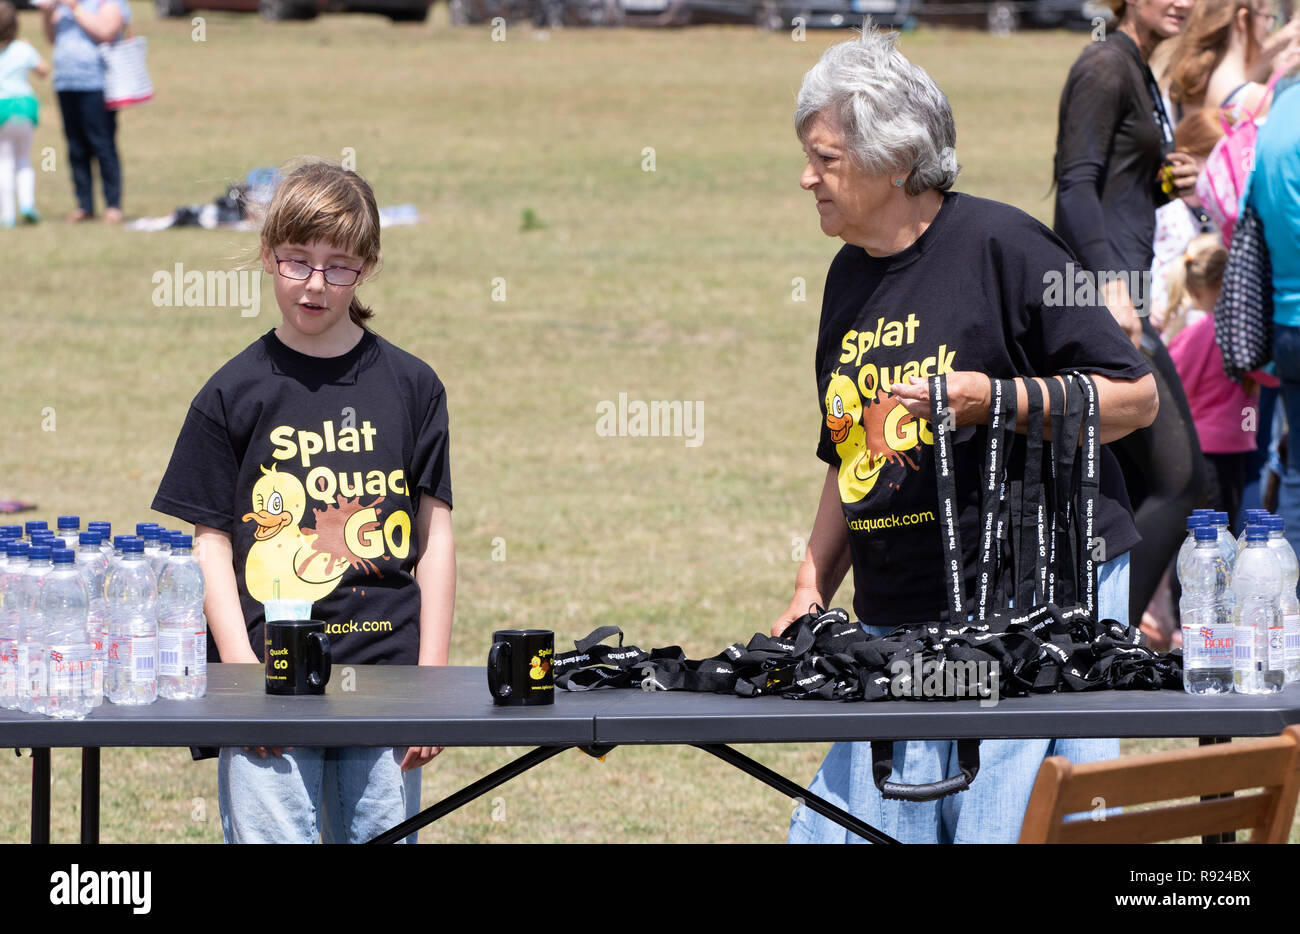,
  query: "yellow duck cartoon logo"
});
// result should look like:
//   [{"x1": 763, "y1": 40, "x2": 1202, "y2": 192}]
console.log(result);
[
  {"x1": 824, "y1": 370, "x2": 924, "y2": 504},
  {"x1": 825, "y1": 372, "x2": 888, "y2": 503},
  {"x1": 241, "y1": 465, "x2": 348, "y2": 604}
]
